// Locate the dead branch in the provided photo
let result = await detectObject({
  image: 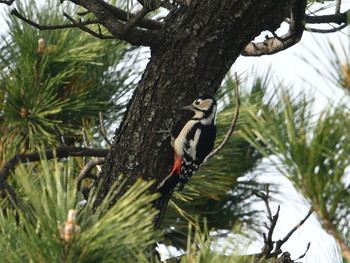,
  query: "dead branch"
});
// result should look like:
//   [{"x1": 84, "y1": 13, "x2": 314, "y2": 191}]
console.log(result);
[
  {"x1": 306, "y1": 10, "x2": 350, "y2": 24},
  {"x1": 253, "y1": 186, "x2": 313, "y2": 261},
  {"x1": 99, "y1": 1, "x2": 162, "y2": 30},
  {"x1": 0, "y1": 0, "x2": 14, "y2": 6},
  {"x1": 272, "y1": 207, "x2": 314, "y2": 257},
  {"x1": 69, "y1": 0, "x2": 161, "y2": 47},
  {"x1": 99, "y1": 112, "x2": 112, "y2": 146},
  {"x1": 63, "y1": 12, "x2": 117, "y2": 40},
  {"x1": 0, "y1": 146, "x2": 108, "y2": 181},
  {"x1": 10, "y1": 8, "x2": 99, "y2": 30},
  {"x1": 202, "y1": 73, "x2": 240, "y2": 164},
  {"x1": 306, "y1": 24, "x2": 347, "y2": 33},
  {"x1": 77, "y1": 157, "x2": 105, "y2": 186},
  {"x1": 242, "y1": 0, "x2": 307, "y2": 56},
  {"x1": 53, "y1": 124, "x2": 65, "y2": 146}
]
